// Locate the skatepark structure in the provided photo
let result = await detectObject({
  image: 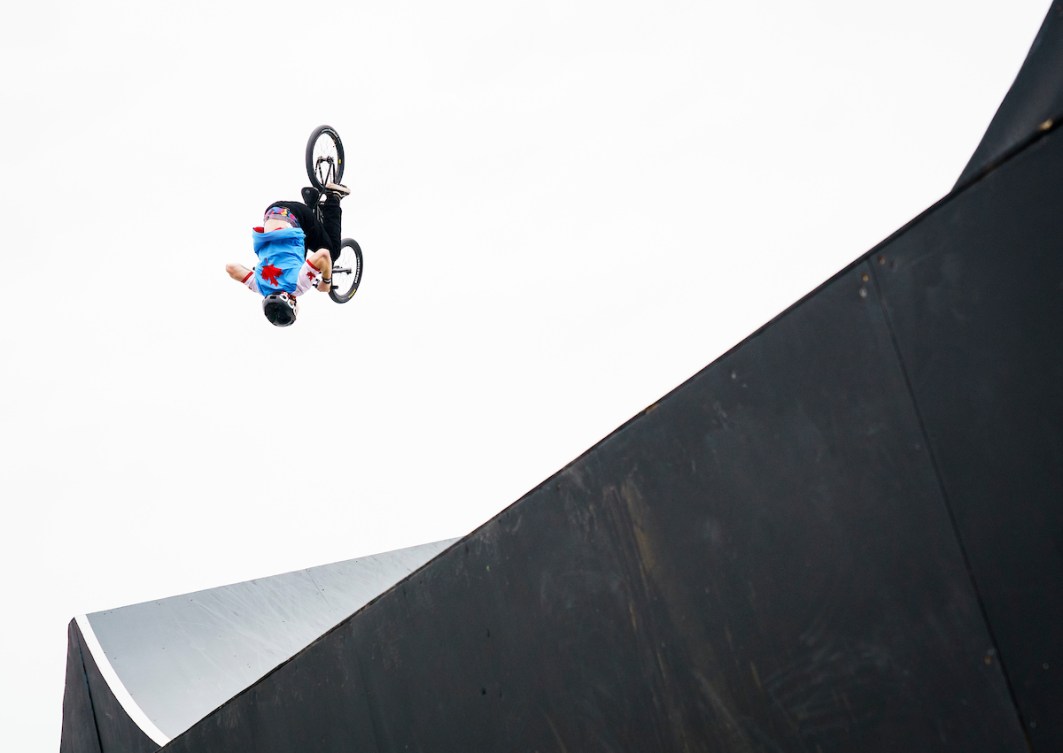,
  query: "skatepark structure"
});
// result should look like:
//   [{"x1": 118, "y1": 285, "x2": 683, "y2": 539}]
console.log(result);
[
  {"x1": 61, "y1": 4, "x2": 1062, "y2": 751},
  {"x1": 60, "y1": 541, "x2": 456, "y2": 751}
]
